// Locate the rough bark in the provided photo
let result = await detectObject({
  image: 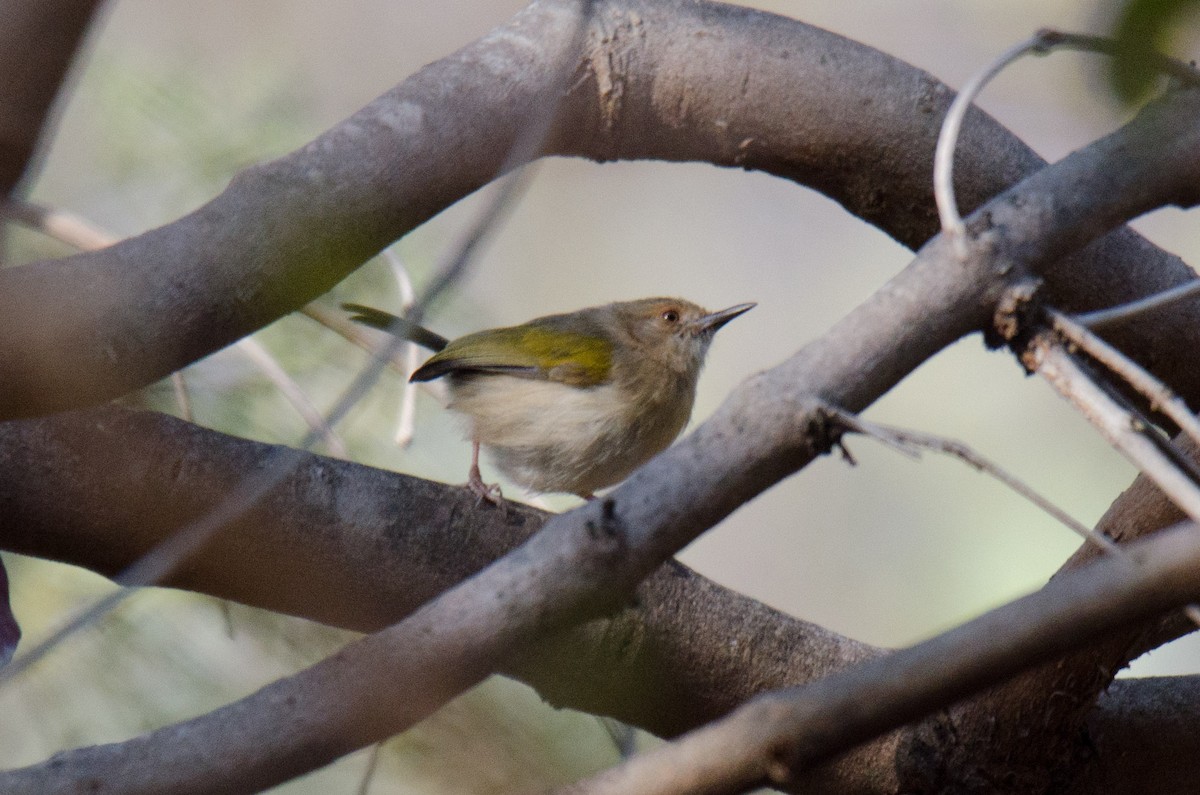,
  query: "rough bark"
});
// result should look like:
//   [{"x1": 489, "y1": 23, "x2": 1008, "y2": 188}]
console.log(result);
[
  {"x1": 2, "y1": 0, "x2": 1200, "y2": 792},
  {"x1": 0, "y1": 404, "x2": 880, "y2": 735},
  {"x1": 0, "y1": 0, "x2": 1197, "y2": 419}
]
